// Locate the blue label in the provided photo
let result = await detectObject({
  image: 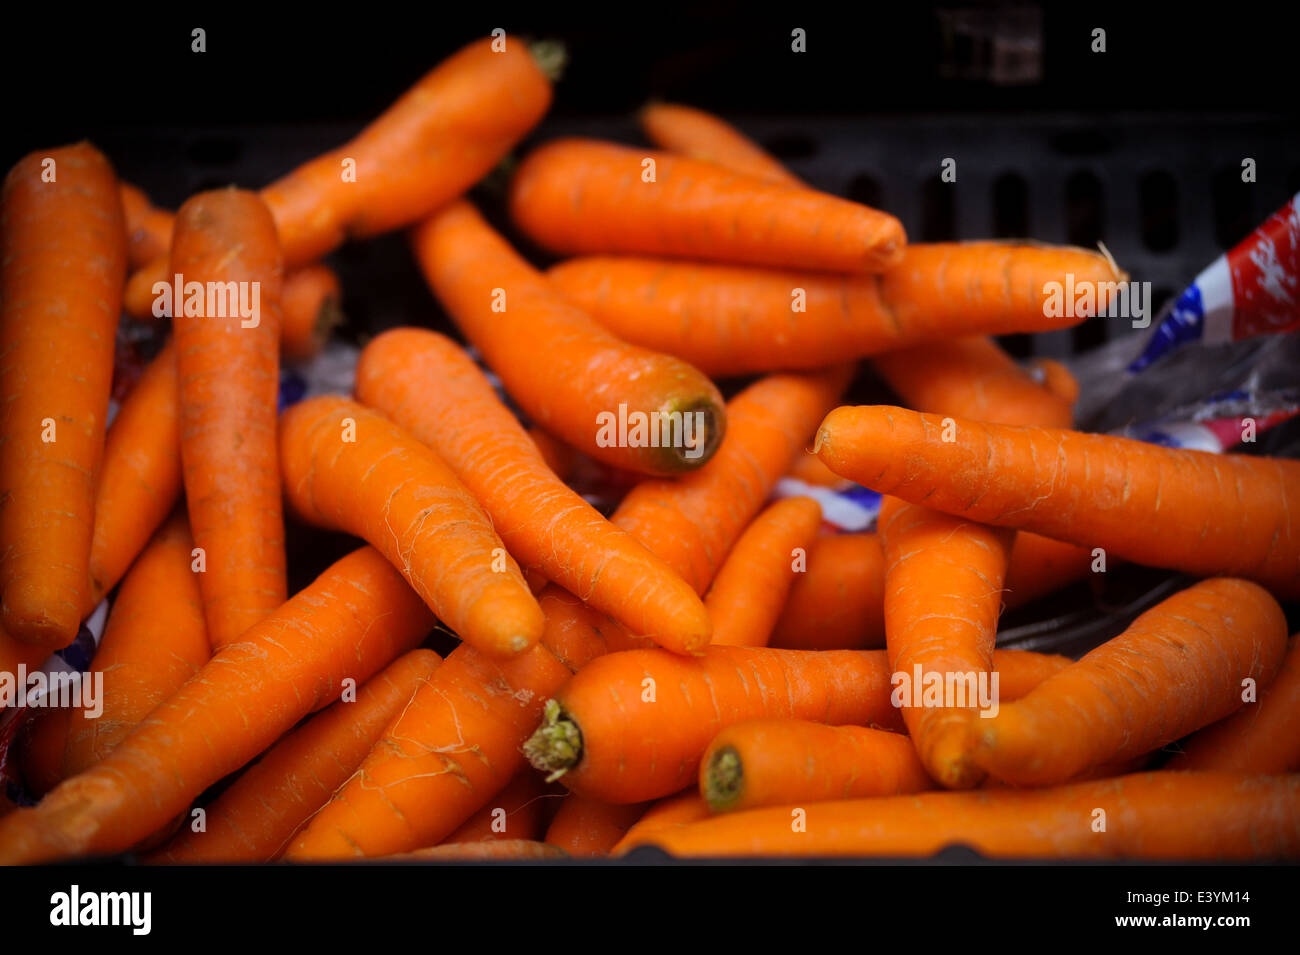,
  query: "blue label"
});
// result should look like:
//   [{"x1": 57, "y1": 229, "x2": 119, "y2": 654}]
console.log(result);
[{"x1": 1127, "y1": 284, "x2": 1206, "y2": 372}]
